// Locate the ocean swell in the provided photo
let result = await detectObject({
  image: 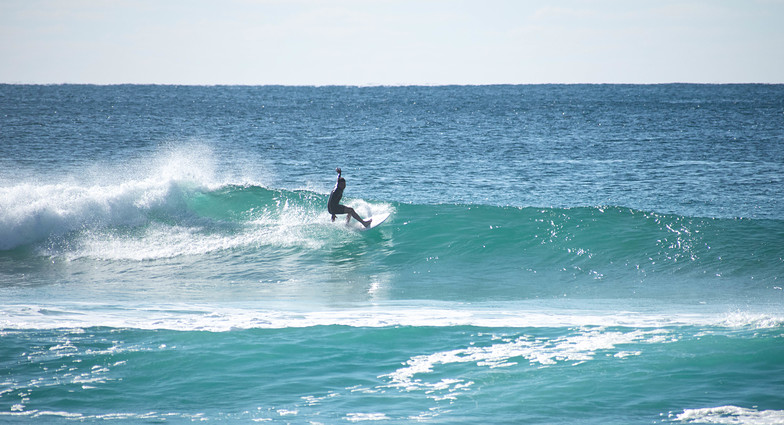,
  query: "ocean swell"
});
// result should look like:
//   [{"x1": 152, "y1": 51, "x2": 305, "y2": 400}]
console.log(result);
[{"x1": 2, "y1": 180, "x2": 782, "y2": 287}]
